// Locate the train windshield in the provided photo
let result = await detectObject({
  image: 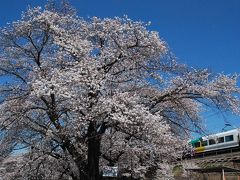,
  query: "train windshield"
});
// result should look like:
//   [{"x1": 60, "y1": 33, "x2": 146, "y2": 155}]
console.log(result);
[{"x1": 193, "y1": 142, "x2": 201, "y2": 148}]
